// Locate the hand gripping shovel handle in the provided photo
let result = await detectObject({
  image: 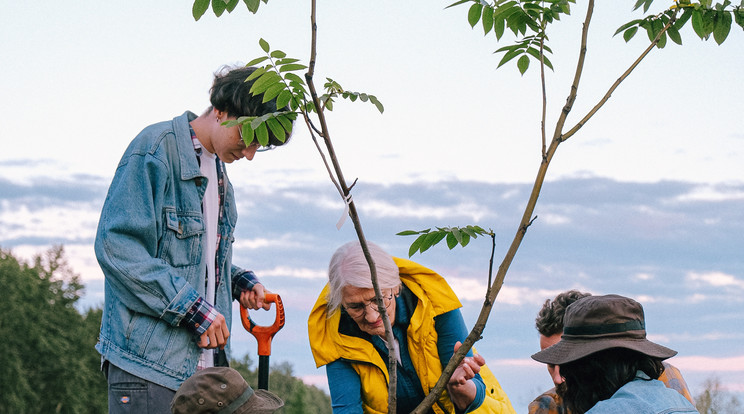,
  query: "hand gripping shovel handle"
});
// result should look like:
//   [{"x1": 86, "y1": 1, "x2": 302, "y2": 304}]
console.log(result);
[{"x1": 240, "y1": 292, "x2": 285, "y2": 389}]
